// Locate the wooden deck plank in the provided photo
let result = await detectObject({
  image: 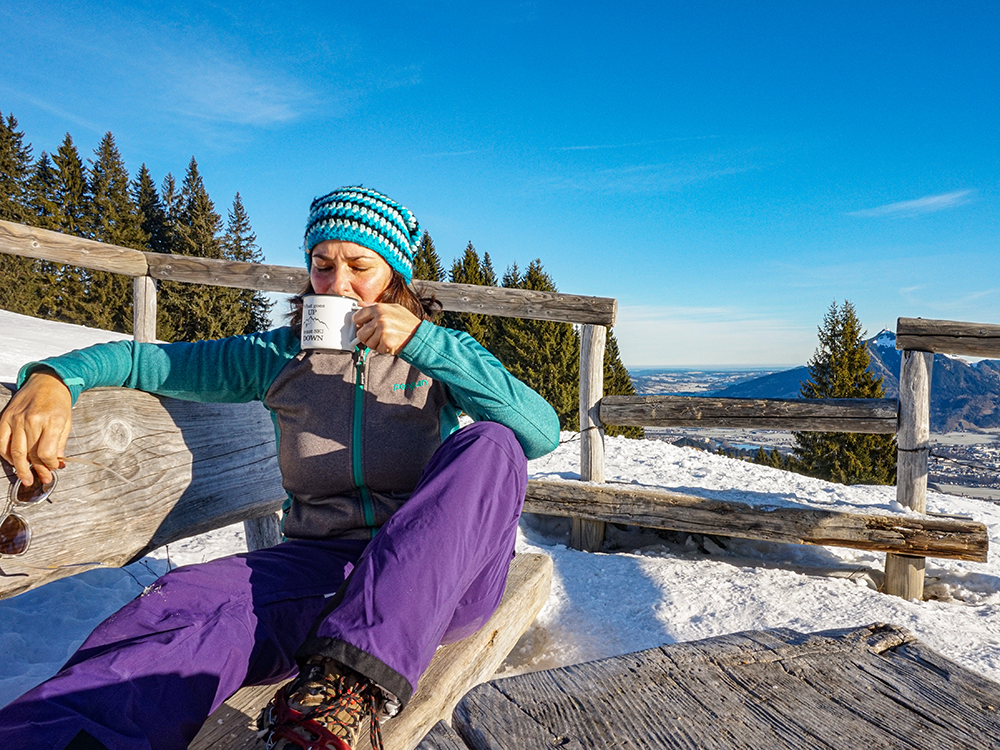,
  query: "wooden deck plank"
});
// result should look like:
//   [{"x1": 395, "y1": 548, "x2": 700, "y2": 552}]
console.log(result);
[
  {"x1": 189, "y1": 552, "x2": 553, "y2": 750},
  {"x1": 445, "y1": 624, "x2": 1000, "y2": 750},
  {"x1": 411, "y1": 721, "x2": 474, "y2": 750}
]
